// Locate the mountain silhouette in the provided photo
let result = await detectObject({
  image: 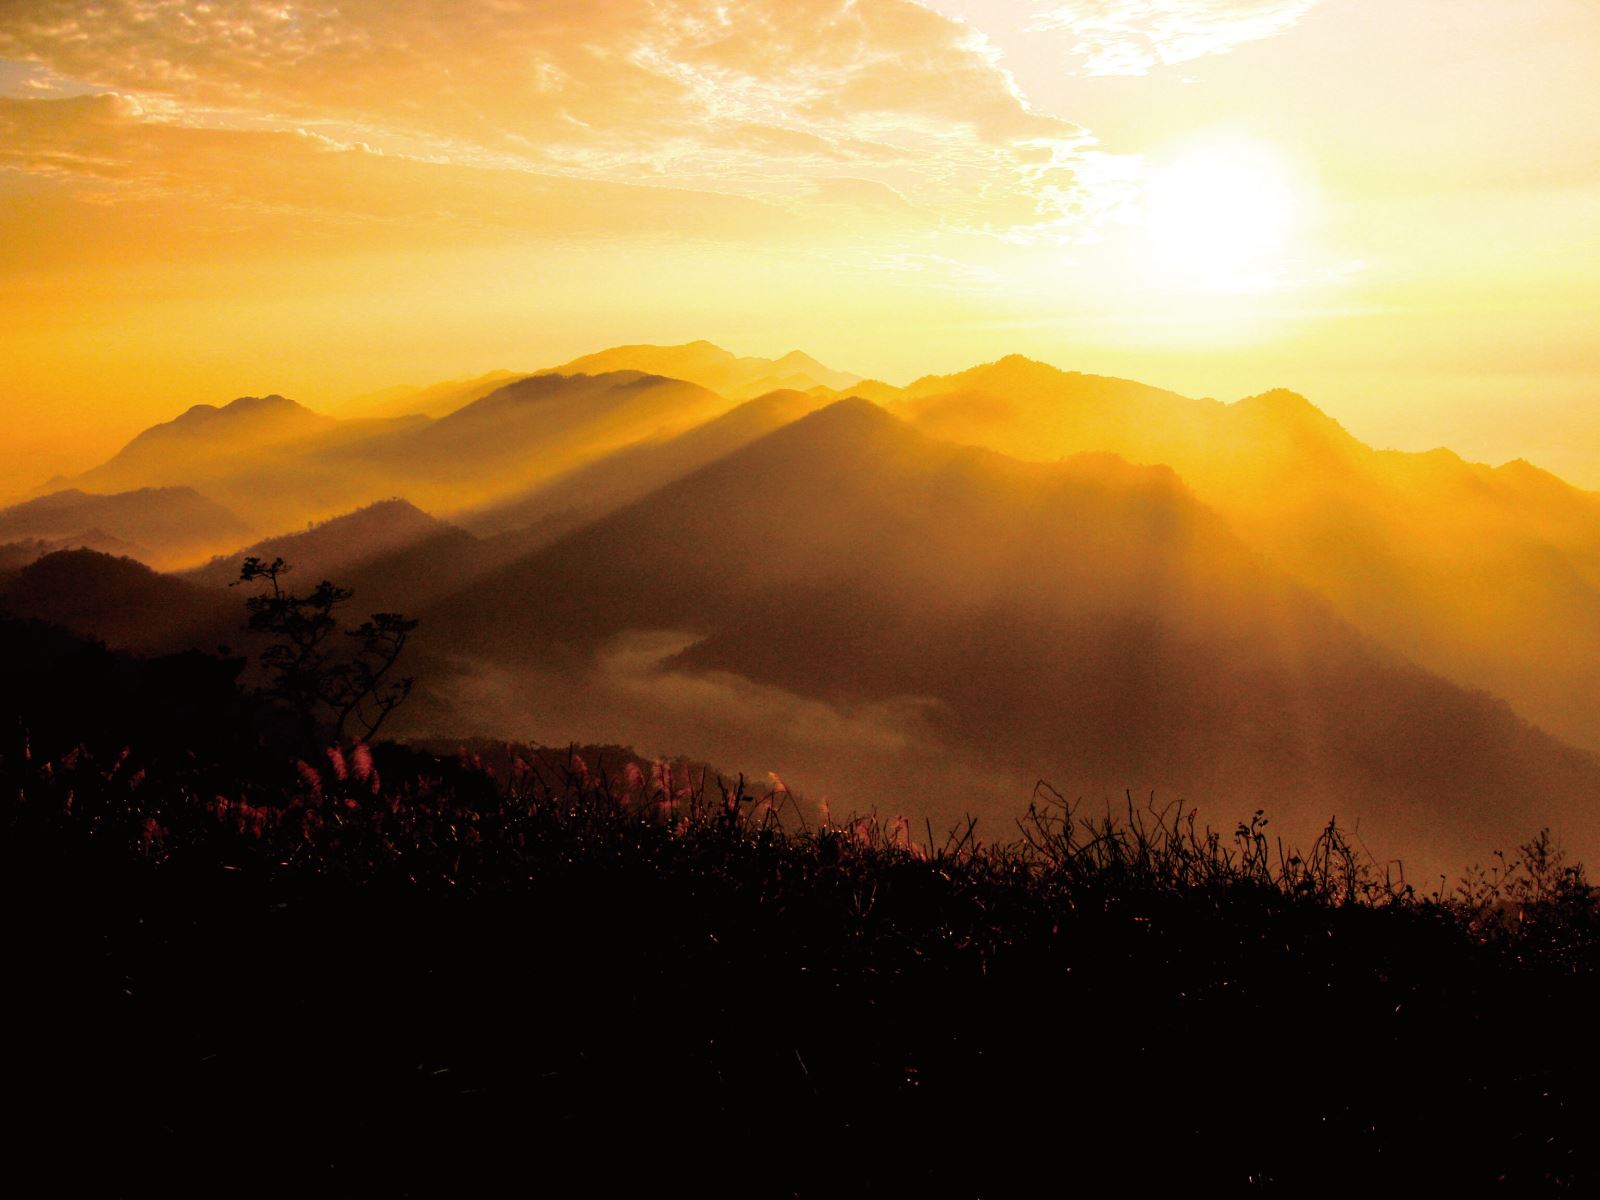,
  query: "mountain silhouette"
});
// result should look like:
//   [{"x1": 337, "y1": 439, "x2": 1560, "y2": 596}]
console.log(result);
[
  {"x1": 0, "y1": 531, "x2": 147, "y2": 577},
  {"x1": 184, "y1": 497, "x2": 491, "y2": 616},
  {"x1": 0, "y1": 549, "x2": 233, "y2": 654},
  {"x1": 51, "y1": 371, "x2": 736, "y2": 536},
  {"x1": 32, "y1": 341, "x2": 1600, "y2": 872},
  {"x1": 458, "y1": 388, "x2": 830, "y2": 542},
  {"x1": 890, "y1": 356, "x2": 1600, "y2": 755},
  {"x1": 0, "y1": 486, "x2": 254, "y2": 570},
  {"x1": 63, "y1": 395, "x2": 336, "y2": 494},
  {"x1": 419, "y1": 398, "x2": 1600, "y2": 876},
  {"x1": 540, "y1": 341, "x2": 859, "y2": 398},
  {"x1": 185, "y1": 498, "x2": 457, "y2": 586}
]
